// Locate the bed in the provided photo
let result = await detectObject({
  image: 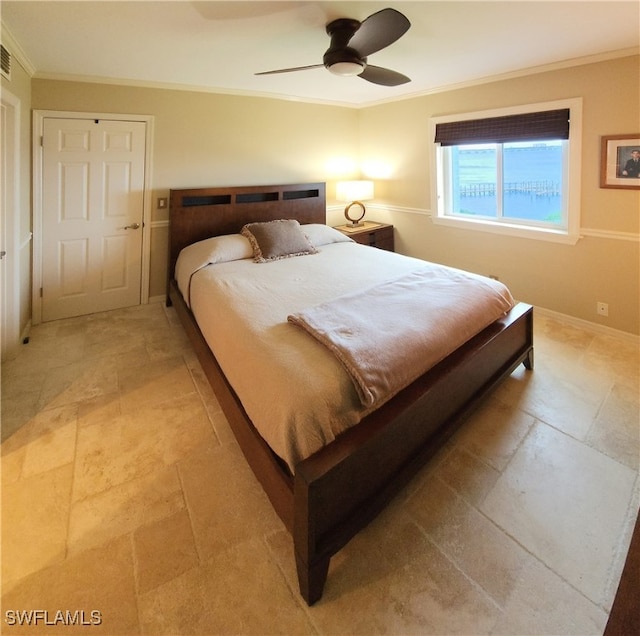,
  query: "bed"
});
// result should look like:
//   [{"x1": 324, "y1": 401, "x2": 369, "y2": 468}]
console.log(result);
[{"x1": 167, "y1": 182, "x2": 534, "y2": 605}]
